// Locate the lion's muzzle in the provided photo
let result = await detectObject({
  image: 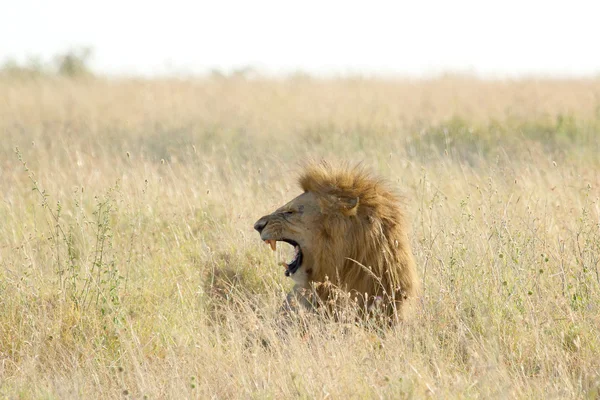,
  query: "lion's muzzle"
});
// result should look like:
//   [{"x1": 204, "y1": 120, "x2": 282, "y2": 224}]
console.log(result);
[
  {"x1": 253, "y1": 215, "x2": 304, "y2": 277},
  {"x1": 253, "y1": 216, "x2": 269, "y2": 234}
]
